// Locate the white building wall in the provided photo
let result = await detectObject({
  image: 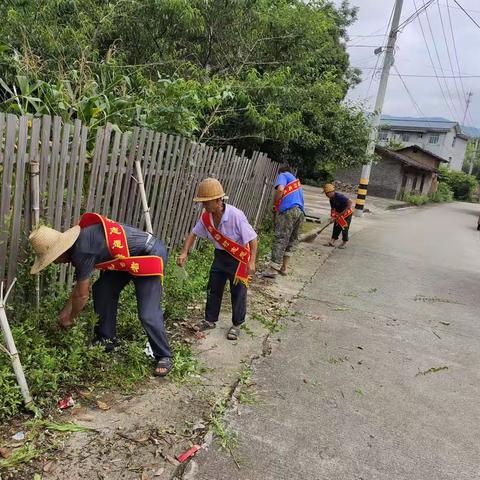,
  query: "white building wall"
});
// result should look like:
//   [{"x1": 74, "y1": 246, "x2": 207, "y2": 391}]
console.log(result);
[
  {"x1": 378, "y1": 127, "x2": 466, "y2": 171},
  {"x1": 449, "y1": 137, "x2": 468, "y2": 171}
]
